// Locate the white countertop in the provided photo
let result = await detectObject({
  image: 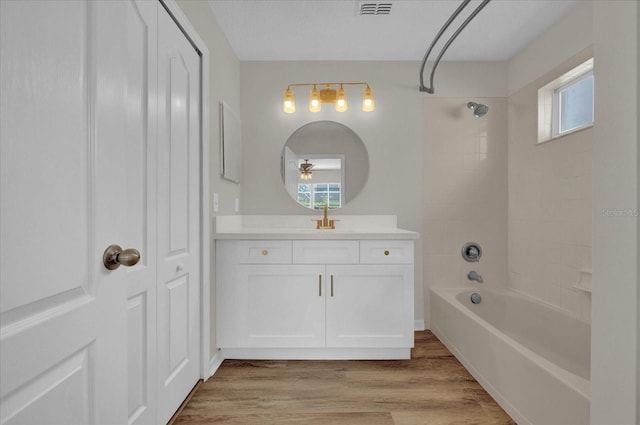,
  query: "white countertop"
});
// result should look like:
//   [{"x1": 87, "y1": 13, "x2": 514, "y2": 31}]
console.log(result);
[{"x1": 213, "y1": 215, "x2": 419, "y2": 240}]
